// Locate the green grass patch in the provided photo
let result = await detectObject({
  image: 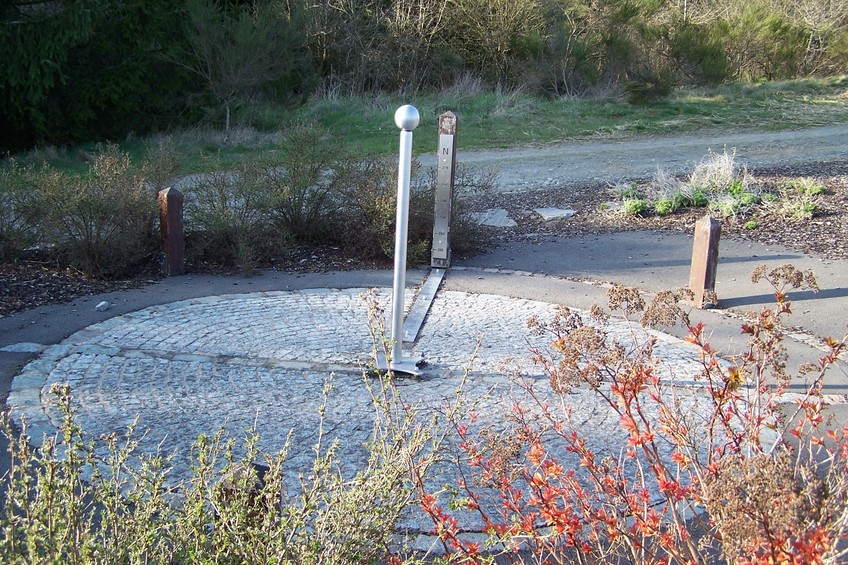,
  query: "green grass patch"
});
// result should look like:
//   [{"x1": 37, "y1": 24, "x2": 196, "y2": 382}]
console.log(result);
[{"x1": 8, "y1": 76, "x2": 848, "y2": 176}]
